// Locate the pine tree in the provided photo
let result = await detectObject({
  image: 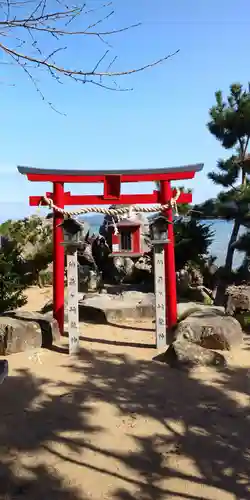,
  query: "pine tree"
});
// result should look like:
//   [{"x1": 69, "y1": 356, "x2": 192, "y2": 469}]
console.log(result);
[
  {"x1": 174, "y1": 219, "x2": 214, "y2": 270},
  {"x1": 192, "y1": 198, "x2": 218, "y2": 218},
  {"x1": 207, "y1": 84, "x2": 250, "y2": 285}
]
